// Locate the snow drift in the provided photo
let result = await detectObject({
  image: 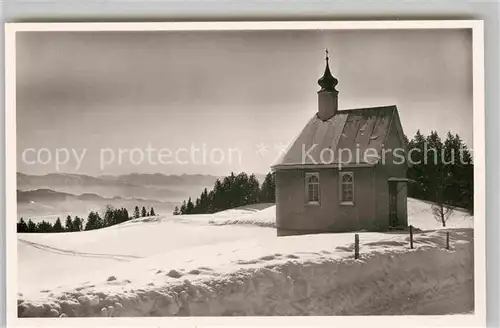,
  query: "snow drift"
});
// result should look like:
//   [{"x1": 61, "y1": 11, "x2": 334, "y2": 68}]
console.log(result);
[{"x1": 17, "y1": 198, "x2": 474, "y2": 317}]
